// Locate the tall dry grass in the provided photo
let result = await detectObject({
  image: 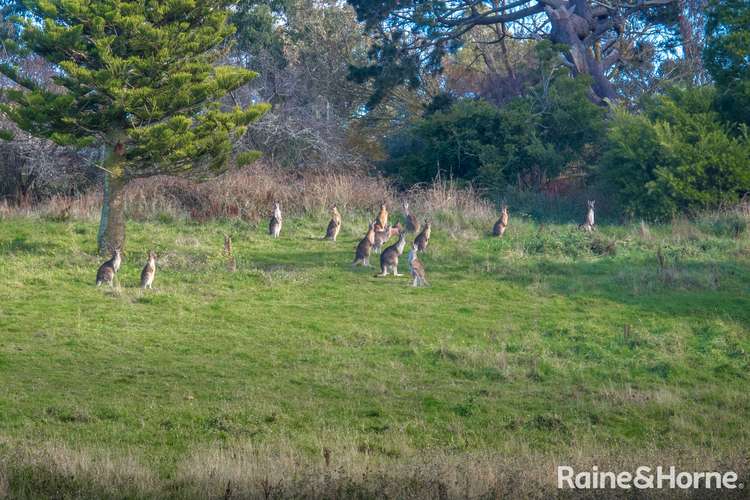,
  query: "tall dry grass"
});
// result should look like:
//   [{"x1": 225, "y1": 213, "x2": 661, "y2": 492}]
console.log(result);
[
  {"x1": 0, "y1": 163, "x2": 496, "y2": 224},
  {"x1": 1, "y1": 438, "x2": 747, "y2": 499}
]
